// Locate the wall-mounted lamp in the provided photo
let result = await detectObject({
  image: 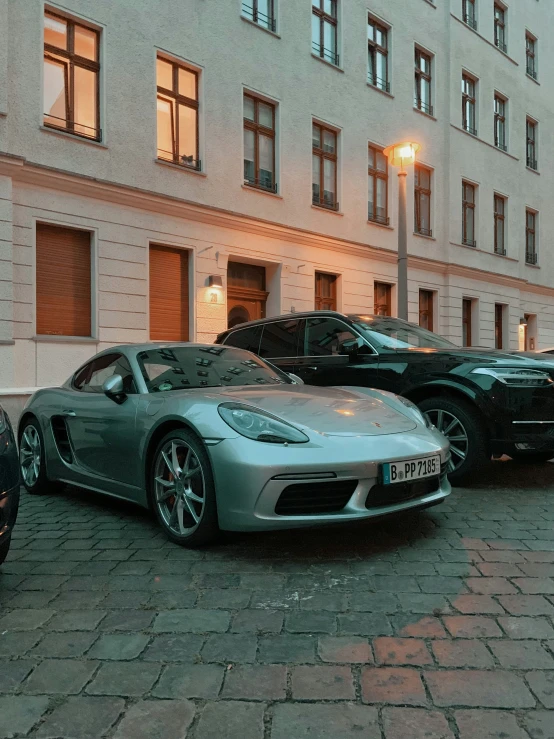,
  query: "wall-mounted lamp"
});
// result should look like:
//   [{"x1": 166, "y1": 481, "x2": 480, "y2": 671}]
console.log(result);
[
  {"x1": 520, "y1": 317, "x2": 528, "y2": 326},
  {"x1": 208, "y1": 275, "x2": 223, "y2": 288}
]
